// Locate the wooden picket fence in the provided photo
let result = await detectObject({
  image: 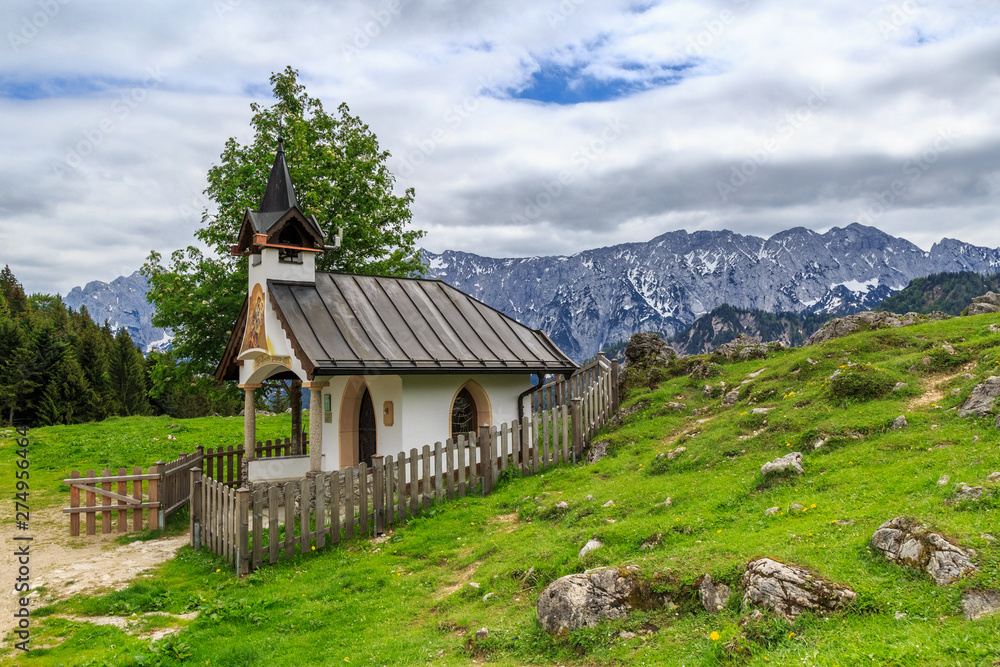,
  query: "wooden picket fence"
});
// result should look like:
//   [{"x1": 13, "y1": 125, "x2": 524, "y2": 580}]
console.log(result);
[
  {"x1": 192, "y1": 354, "x2": 620, "y2": 575},
  {"x1": 64, "y1": 436, "x2": 307, "y2": 536}
]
